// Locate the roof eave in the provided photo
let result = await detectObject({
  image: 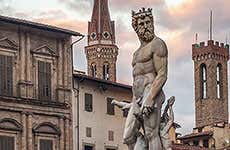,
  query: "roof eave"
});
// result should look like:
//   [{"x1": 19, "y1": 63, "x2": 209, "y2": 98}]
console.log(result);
[{"x1": 0, "y1": 15, "x2": 84, "y2": 37}]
